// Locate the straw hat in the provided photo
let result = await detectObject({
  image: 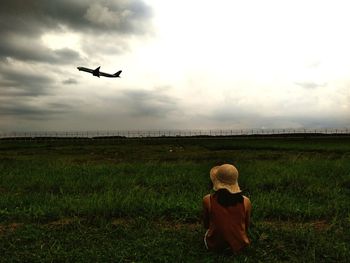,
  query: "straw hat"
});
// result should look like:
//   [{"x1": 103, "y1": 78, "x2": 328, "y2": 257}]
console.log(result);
[{"x1": 210, "y1": 164, "x2": 241, "y2": 194}]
